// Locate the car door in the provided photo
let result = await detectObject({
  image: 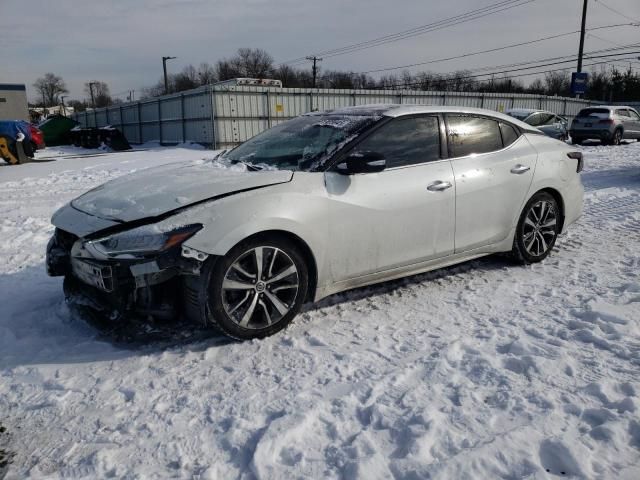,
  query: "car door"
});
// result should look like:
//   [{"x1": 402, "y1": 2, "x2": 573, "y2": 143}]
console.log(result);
[
  {"x1": 445, "y1": 114, "x2": 538, "y2": 253},
  {"x1": 625, "y1": 109, "x2": 640, "y2": 138},
  {"x1": 324, "y1": 115, "x2": 455, "y2": 283},
  {"x1": 615, "y1": 109, "x2": 632, "y2": 139}
]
